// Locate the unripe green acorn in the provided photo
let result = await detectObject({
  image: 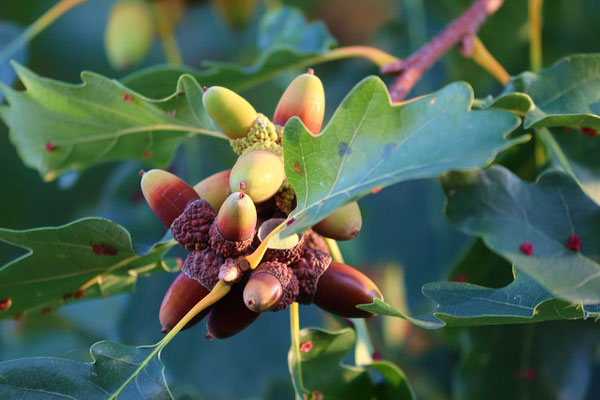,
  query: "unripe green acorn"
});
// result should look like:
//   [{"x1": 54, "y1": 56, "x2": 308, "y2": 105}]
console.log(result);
[
  {"x1": 202, "y1": 86, "x2": 257, "y2": 139},
  {"x1": 243, "y1": 273, "x2": 282, "y2": 312},
  {"x1": 212, "y1": 0, "x2": 257, "y2": 30},
  {"x1": 229, "y1": 150, "x2": 285, "y2": 203},
  {"x1": 313, "y1": 261, "x2": 383, "y2": 318},
  {"x1": 216, "y1": 192, "x2": 257, "y2": 242},
  {"x1": 206, "y1": 285, "x2": 260, "y2": 339},
  {"x1": 273, "y1": 69, "x2": 325, "y2": 135},
  {"x1": 104, "y1": 0, "x2": 155, "y2": 70},
  {"x1": 194, "y1": 169, "x2": 231, "y2": 211},
  {"x1": 141, "y1": 169, "x2": 200, "y2": 227},
  {"x1": 313, "y1": 201, "x2": 362, "y2": 241},
  {"x1": 159, "y1": 272, "x2": 212, "y2": 332}
]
